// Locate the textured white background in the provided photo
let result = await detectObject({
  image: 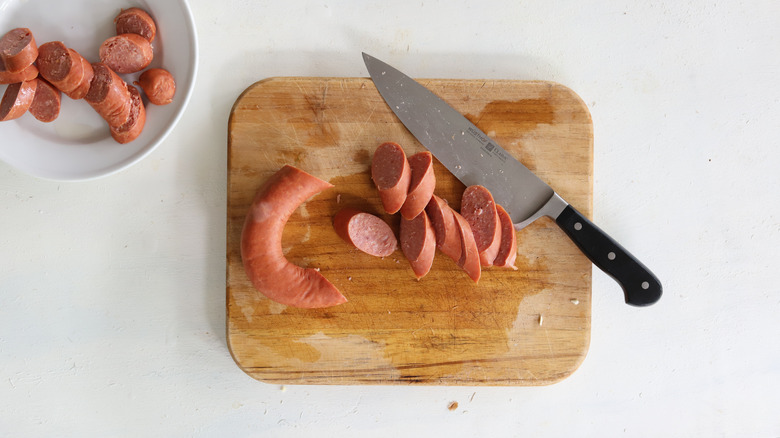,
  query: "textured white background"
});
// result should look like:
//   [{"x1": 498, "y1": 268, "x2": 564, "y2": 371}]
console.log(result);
[{"x1": 2, "y1": 1, "x2": 779, "y2": 436}]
